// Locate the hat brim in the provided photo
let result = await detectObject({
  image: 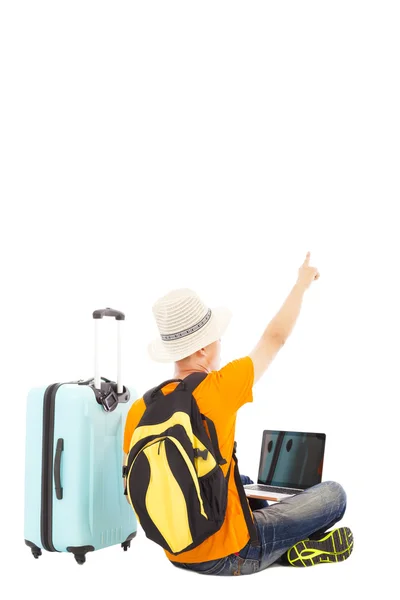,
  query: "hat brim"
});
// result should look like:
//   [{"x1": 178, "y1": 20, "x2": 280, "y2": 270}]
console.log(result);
[{"x1": 148, "y1": 306, "x2": 232, "y2": 363}]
